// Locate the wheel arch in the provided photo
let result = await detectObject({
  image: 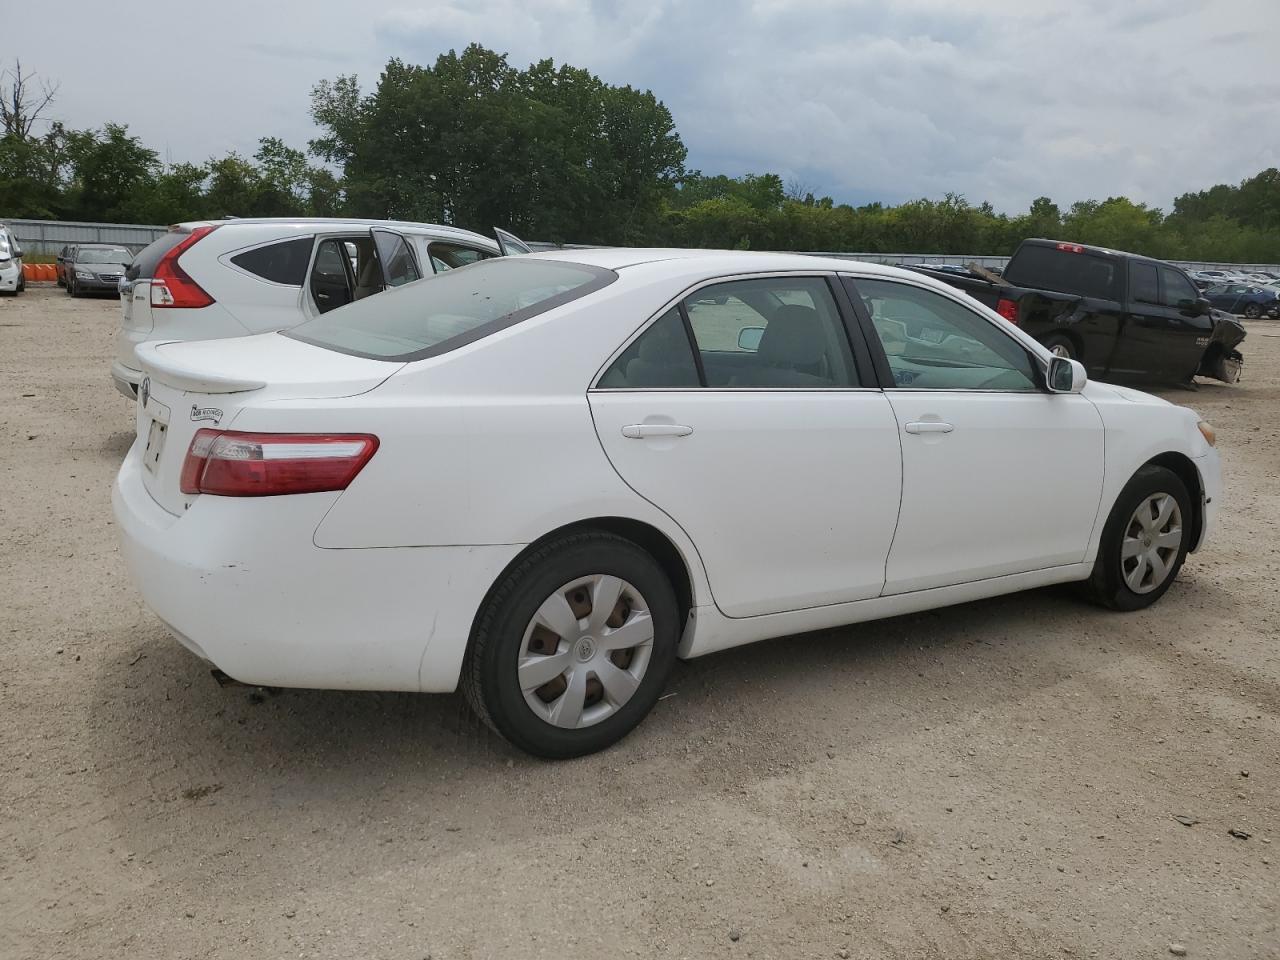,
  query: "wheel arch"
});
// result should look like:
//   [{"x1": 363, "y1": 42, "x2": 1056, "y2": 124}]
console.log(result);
[
  {"x1": 1144, "y1": 451, "x2": 1204, "y2": 552},
  {"x1": 465, "y1": 516, "x2": 697, "y2": 654}
]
